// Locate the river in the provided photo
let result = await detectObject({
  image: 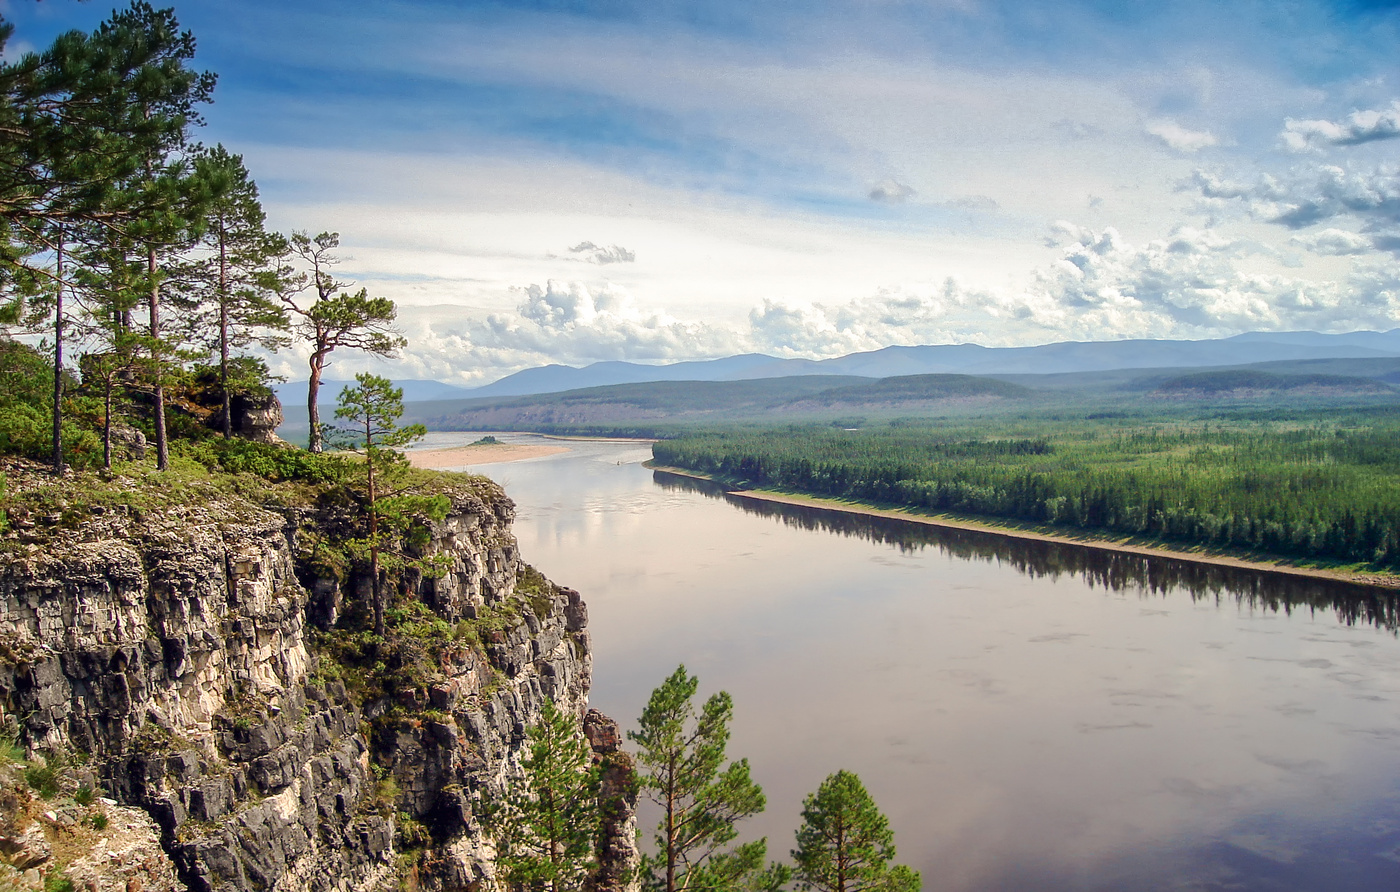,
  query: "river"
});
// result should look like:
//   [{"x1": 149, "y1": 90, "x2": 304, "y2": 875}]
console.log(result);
[{"x1": 414, "y1": 431, "x2": 1400, "y2": 891}]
